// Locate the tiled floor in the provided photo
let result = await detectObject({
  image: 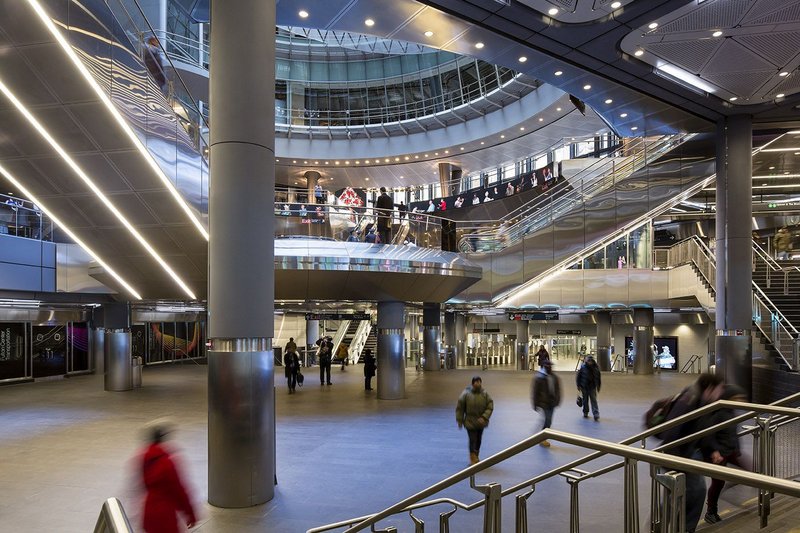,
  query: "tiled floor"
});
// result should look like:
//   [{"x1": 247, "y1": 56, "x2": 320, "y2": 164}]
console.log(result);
[{"x1": 1, "y1": 365, "x2": 725, "y2": 532}]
